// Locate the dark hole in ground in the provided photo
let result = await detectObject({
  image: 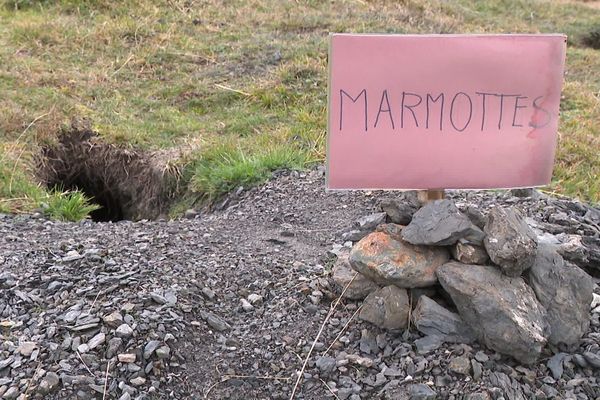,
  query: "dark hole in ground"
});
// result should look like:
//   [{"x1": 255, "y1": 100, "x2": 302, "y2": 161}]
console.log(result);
[
  {"x1": 50, "y1": 176, "x2": 126, "y2": 222},
  {"x1": 38, "y1": 123, "x2": 179, "y2": 222},
  {"x1": 583, "y1": 26, "x2": 600, "y2": 49}
]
